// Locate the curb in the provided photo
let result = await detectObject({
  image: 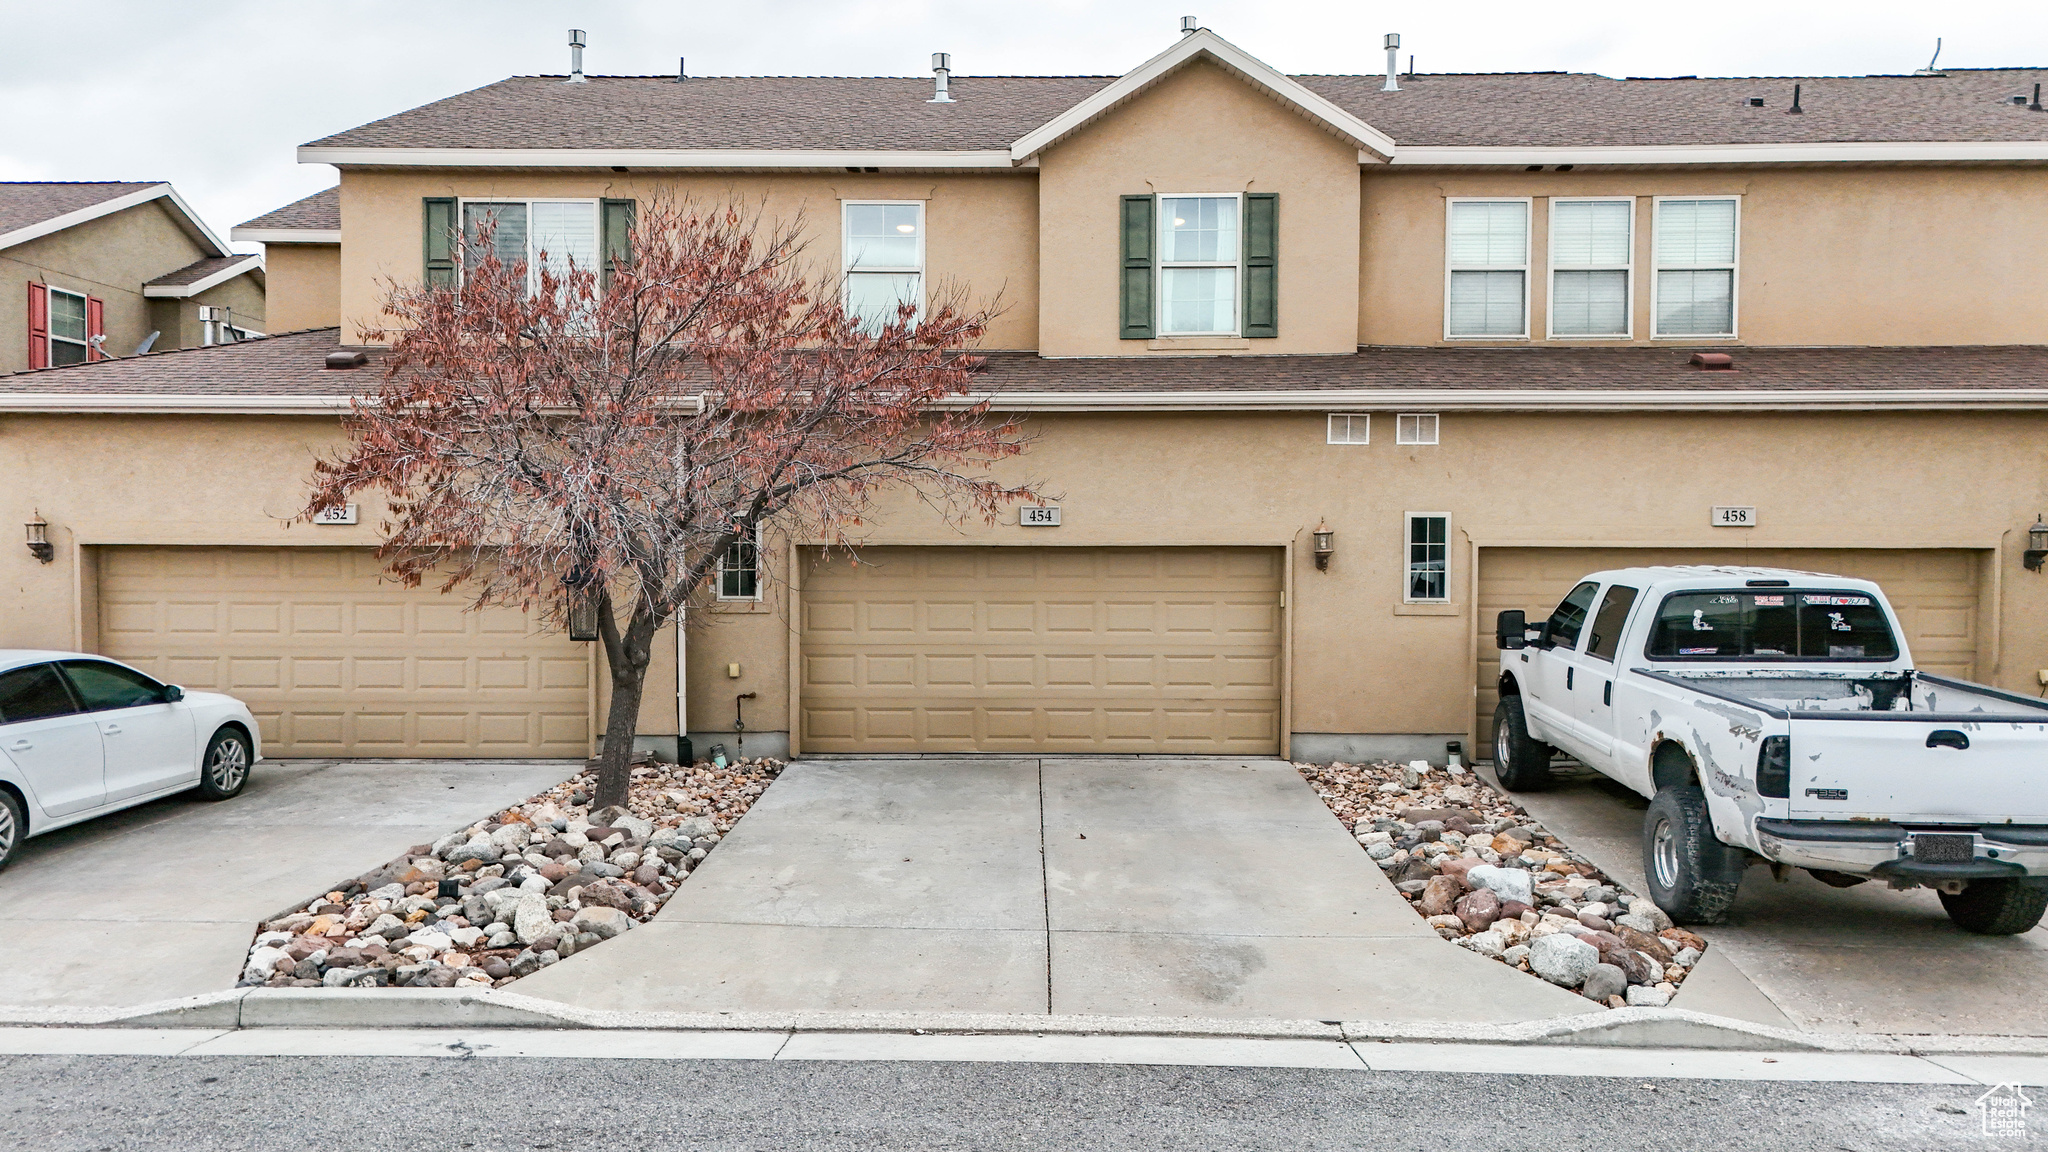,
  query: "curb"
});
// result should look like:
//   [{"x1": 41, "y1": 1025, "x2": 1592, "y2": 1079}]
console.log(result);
[{"x1": 7, "y1": 989, "x2": 2048, "y2": 1056}]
